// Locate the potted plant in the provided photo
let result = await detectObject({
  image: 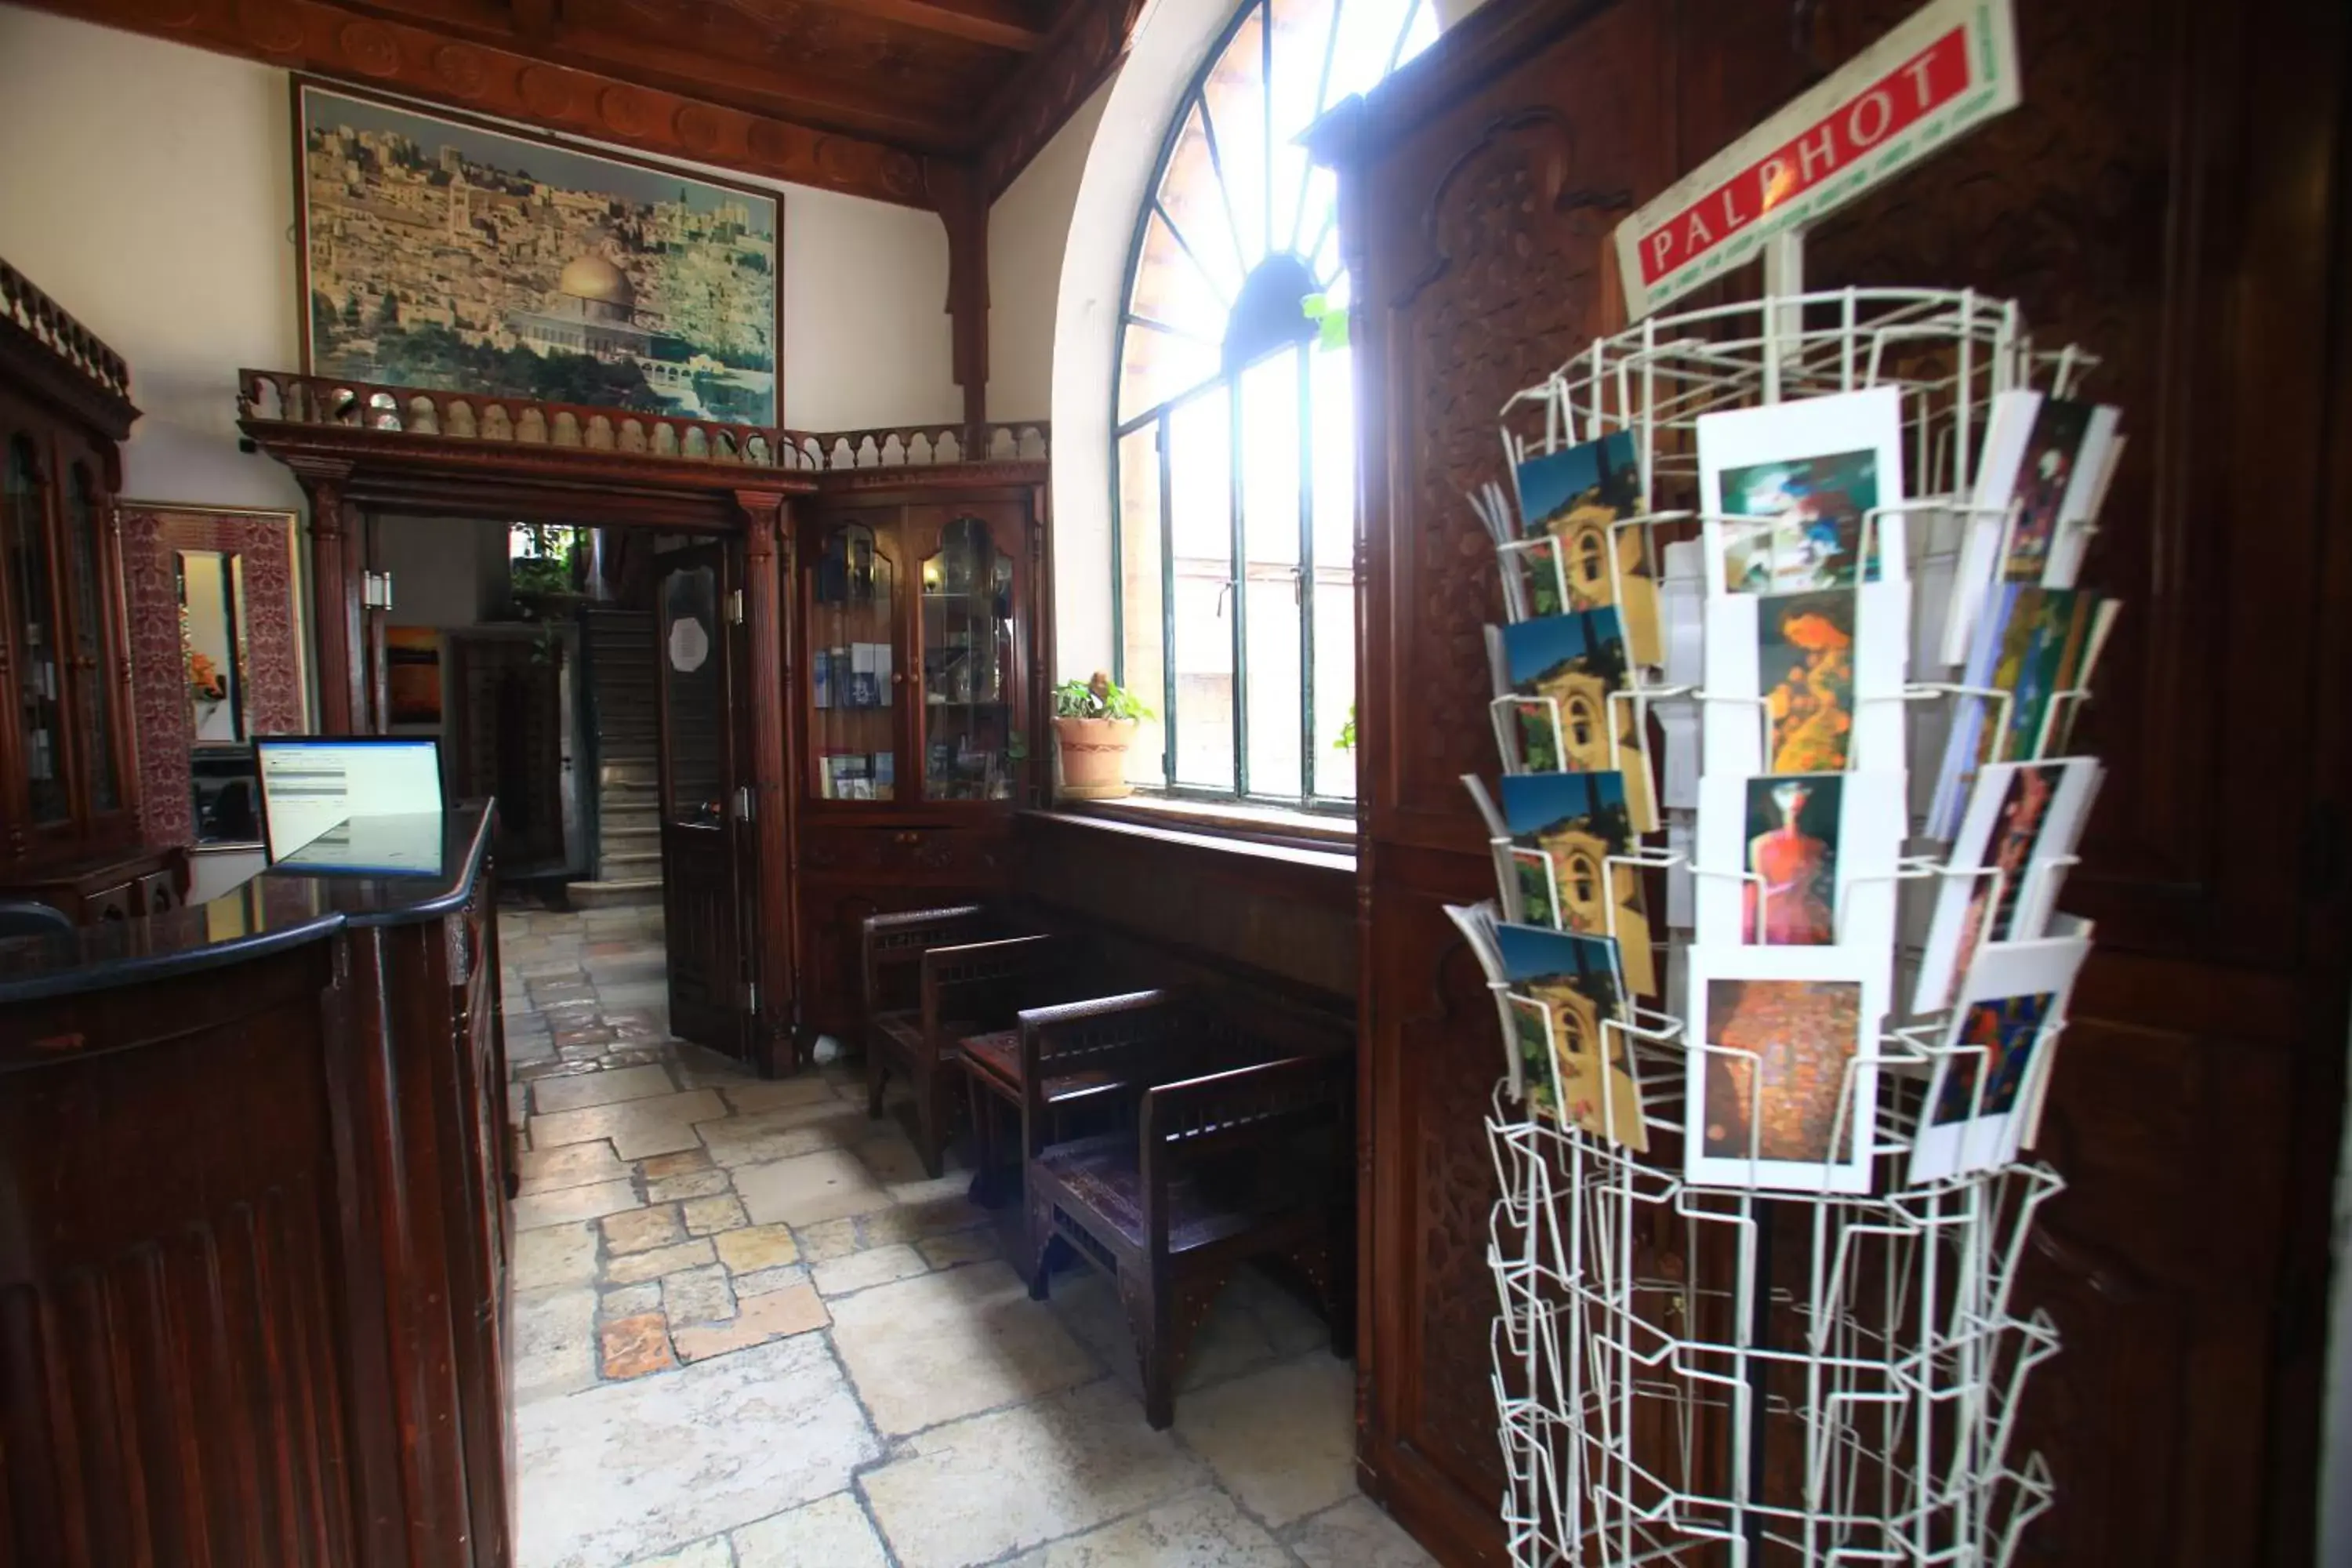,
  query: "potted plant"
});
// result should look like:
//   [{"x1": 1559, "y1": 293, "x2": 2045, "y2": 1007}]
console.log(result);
[{"x1": 1053, "y1": 671, "x2": 1152, "y2": 800}]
